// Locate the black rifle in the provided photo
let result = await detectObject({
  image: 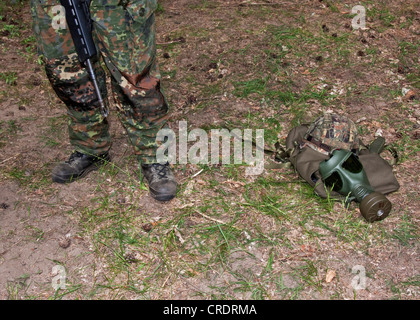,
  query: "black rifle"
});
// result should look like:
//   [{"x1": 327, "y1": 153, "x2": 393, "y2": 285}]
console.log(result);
[{"x1": 59, "y1": 0, "x2": 108, "y2": 117}]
